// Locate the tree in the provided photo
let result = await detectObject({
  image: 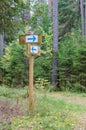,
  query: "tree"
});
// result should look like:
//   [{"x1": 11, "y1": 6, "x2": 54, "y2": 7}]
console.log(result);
[
  {"x1": 30, "y1": 1, "x2": 50, "y2": 33},
  {"x1": 85, "y1": 0, "x2": 86, "y2": 35},
  {"x1": 0, "y1": 34, "x2": 5, "y2": 57},
  {"x1": 1, "y1": 42, "x2": 28, "y2": 87},
  {"x1": 59, "y1": 0, "x2": 80, "y2": 37},
  {"x1": 0, "y1": 0, "x2": 27, "y2": 56},
  {"x1": 48, "y1": 0, "x2": 53, "y2": 17},
  {"x1": 80, "y1": 0, "x2": 85, "y2": 36},
  {"x1": 52, "y1": 0, "x2": 58, "y2": 87}
]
